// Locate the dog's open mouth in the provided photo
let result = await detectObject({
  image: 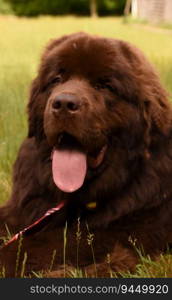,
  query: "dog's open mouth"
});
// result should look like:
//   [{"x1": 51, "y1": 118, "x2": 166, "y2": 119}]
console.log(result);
[{"x1": 51, "y1": 133, "x2": 107, "y2": 193}]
